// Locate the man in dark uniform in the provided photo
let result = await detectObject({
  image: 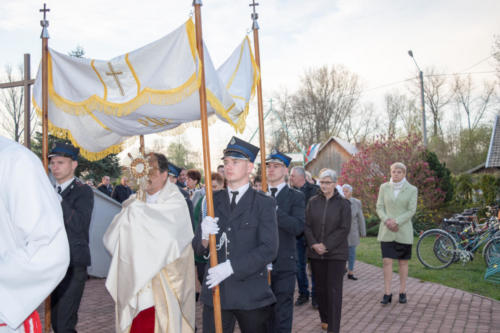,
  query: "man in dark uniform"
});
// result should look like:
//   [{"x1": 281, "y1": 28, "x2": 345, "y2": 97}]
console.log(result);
[
  {"x1": 48, "y1": 143, "x2": 94, "y2": 333},
  {"x1": 290, "y1": 166, "x2": 320, "y2": 308},
  {"x1": 97, "y1": 175, "x2": 112, "y2": 196},
  {"x1": 111, "y1": 176, "x2": 133, "y2": 203},
  {"x1": 265, "y1": 150, "x2": 305, "y2": 333},
  {"x1": 192, "y1": 136, "x2": 278, "y2": 333},
  {"x1": 167, "y1": 162, "x2": 195, "y2": 227}
]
